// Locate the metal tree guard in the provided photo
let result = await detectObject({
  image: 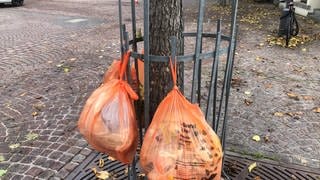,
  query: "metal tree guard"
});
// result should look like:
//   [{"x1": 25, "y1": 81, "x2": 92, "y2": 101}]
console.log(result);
[{"x1": 120, "y1": 0, "x2": 238, "y2": 179}]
